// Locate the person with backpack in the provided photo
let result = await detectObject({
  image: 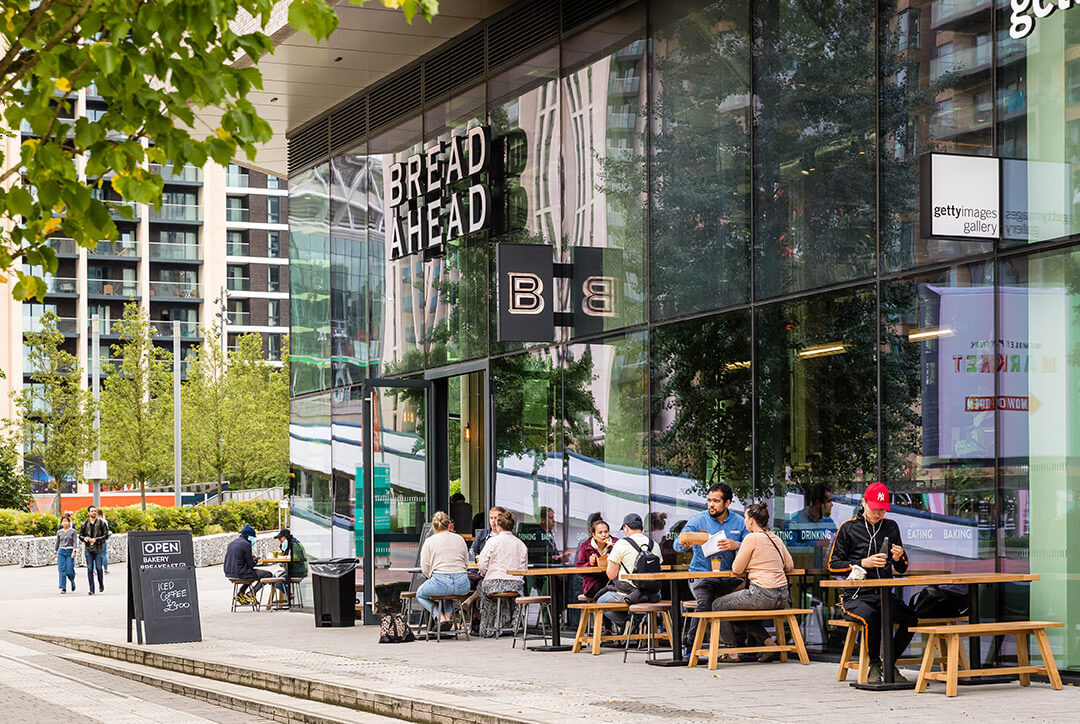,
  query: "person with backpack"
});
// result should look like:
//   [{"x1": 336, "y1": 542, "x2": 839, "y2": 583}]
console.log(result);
[
  {"x1": 711, "y1": 502, "x2": 794, "y2": 662},
  {"x1": 596, "y1": 513, "x2": 663, "y2": 630}
]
